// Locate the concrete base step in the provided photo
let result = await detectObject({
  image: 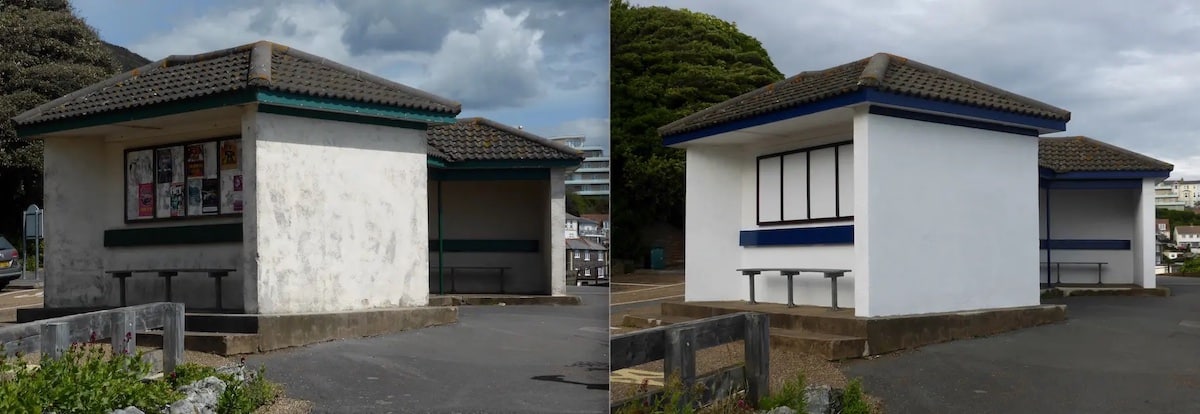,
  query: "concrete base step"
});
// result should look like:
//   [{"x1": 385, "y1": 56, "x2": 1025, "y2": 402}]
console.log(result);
[
  {"x1": 139, "y1": 330, "x2": 262, "y2": 356},
  {"x1": 770, "y1": 328, "x2": 866, "y2": 361},
  {"x1": 619, "y1": 312, "x2": 867, "y2": 361}
]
